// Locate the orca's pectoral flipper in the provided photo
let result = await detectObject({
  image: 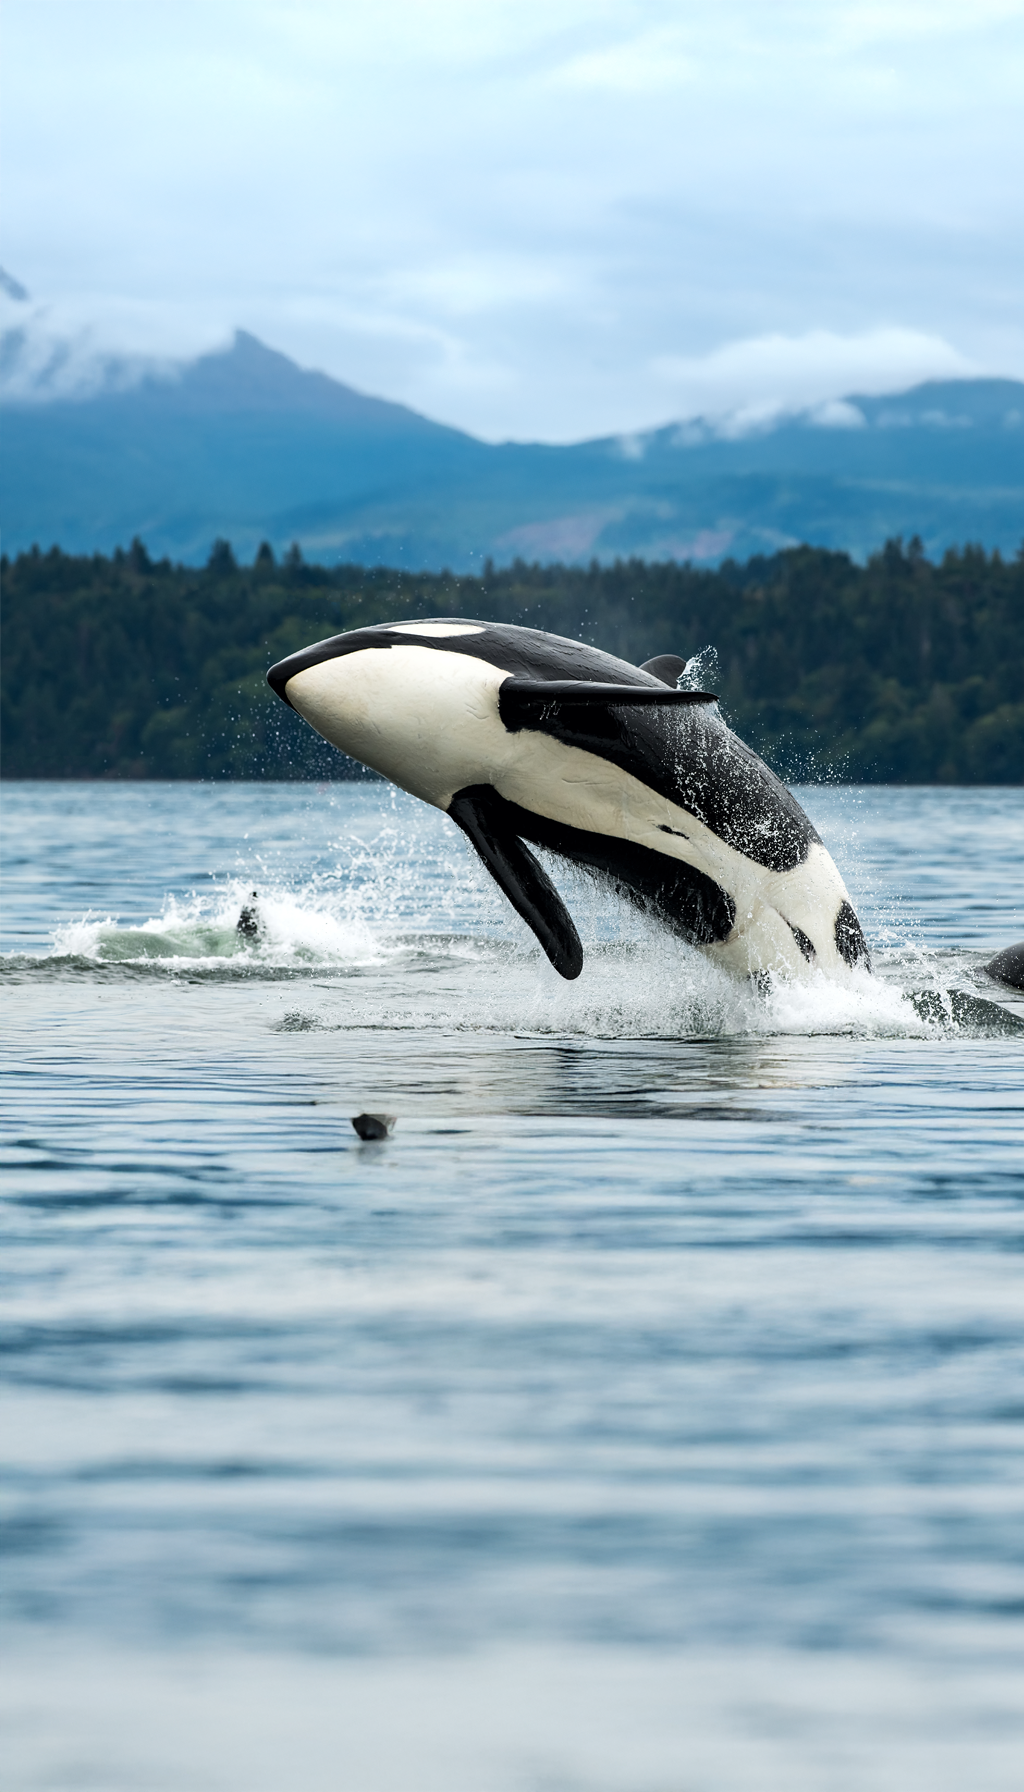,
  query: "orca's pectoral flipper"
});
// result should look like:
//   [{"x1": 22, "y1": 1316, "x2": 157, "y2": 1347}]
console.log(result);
[
  {"x1": 499, "y1": 680, "x2": 716, "y2": 731},
  {"x1": 448, "y1": 785, "x2": 584, "y2": 980}
]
